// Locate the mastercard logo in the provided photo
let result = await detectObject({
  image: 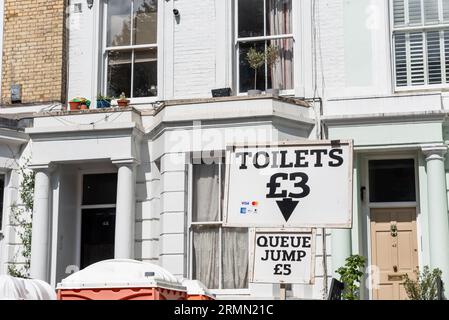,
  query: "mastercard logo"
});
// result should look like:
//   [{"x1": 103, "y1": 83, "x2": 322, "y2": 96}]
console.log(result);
[{"x1": 252, "y1": 201, "x2": 259, "y2": 206}]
